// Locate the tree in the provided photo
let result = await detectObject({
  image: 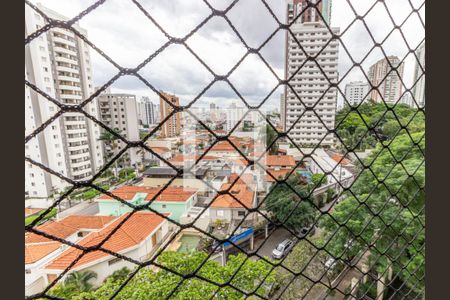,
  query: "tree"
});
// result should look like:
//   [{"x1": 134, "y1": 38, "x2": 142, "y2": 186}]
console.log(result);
[
  {"x1": 265, "y1": 174, "x2": 318, "y2": 231},
  {"x1": 105, "y1": 267, "x2": 131, "y2": 283},
  {"x1": 70, "y1": 252, "x2": 275, "y2": 300},
  {"x1": 49, "y1": 270, "x2": 98, "y2": 297},
  {"x1": 262, "y1": 124, "x2": 279, "y2": 155},
  {"x1": 98, "y1": 128, "x2": 123, "y2": 177}
]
